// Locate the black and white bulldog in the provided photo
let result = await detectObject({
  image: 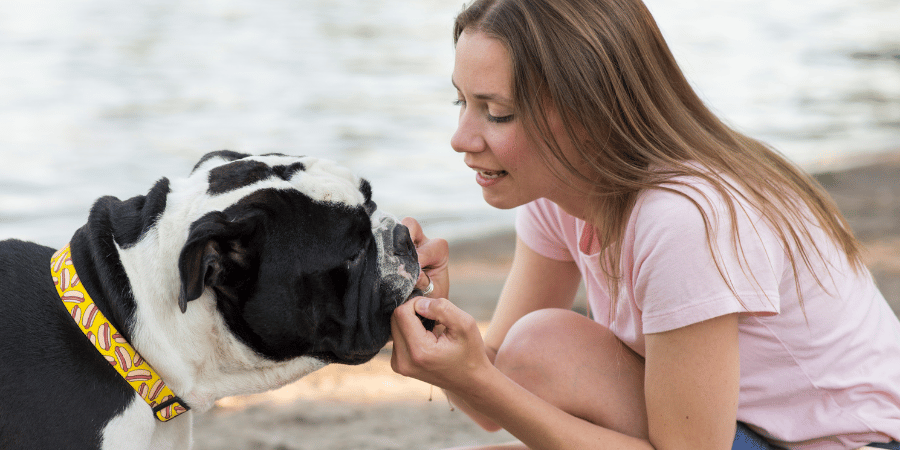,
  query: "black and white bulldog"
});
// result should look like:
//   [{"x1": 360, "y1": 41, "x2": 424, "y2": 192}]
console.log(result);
[{"x1": 0, "y1": 150, "x2": 422, "y2": 449}]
